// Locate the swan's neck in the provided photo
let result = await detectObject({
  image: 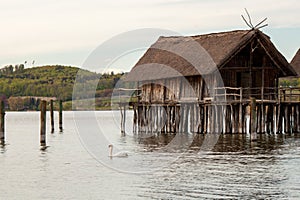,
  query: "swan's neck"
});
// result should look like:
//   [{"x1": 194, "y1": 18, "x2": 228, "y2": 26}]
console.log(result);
[{"x1": 109, "y1": 146, "x2": 113, "y2": 157}]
